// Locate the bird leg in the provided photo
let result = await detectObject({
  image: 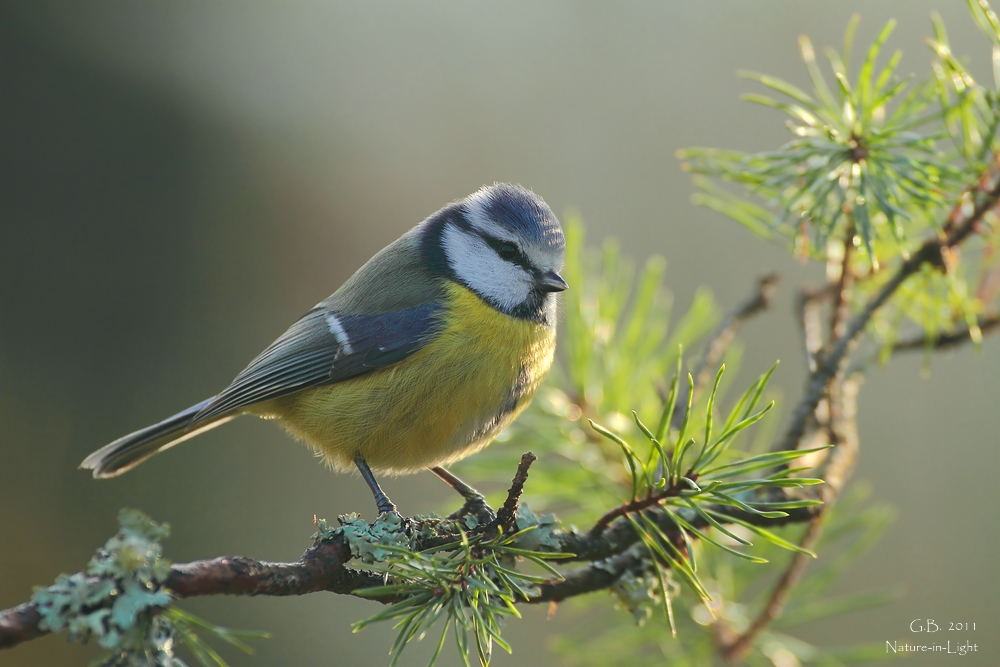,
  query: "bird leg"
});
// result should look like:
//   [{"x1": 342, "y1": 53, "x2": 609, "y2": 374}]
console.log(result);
[
  {"x1": 430, "y1": 466, "x2": 496, "y2": 524},
  {"x1": 354, "y1": 458, "x2": 398, "y2": 516}
]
